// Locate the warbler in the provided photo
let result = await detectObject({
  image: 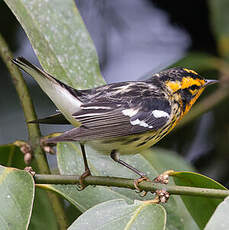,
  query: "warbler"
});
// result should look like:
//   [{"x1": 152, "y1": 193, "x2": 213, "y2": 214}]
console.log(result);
[{"x1": 12, "y1": 57, "x2": 218, "y2": 187}]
